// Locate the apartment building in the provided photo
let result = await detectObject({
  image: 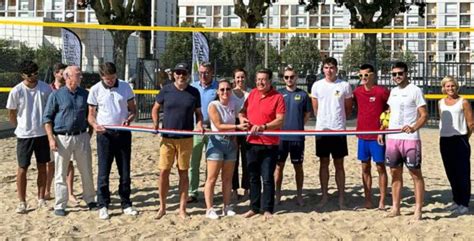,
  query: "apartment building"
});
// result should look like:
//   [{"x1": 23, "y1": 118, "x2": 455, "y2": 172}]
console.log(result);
[
  {"x1": 178, "y1": 0, "x2": 474, "y2": 68},
  {"x1": 0, "y1": 0, "x2": 178, "y2": 77}
]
